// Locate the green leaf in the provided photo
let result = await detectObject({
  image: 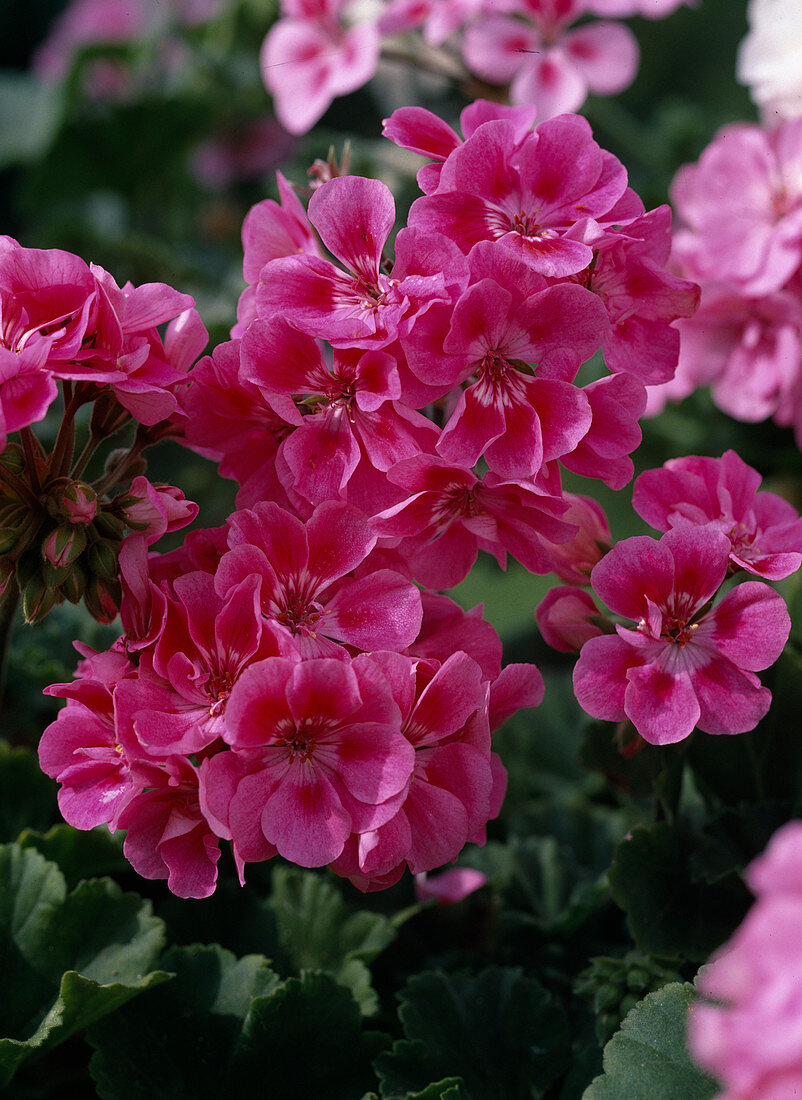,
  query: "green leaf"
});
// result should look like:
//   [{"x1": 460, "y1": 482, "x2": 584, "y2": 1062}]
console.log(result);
[
  {"x1": 89, "y1": 949, "x2": 386, "y2": 1099},
  {"x1": 0, "y1": 741, "x2": 57, "y2": 843},
  {"x1": 608, "y1": 823, "x2": 750, "y2": 961},
  {"x1": 268, "y1": 866, "x2": 399, "y2": 1014},
  {"x1": 0, "y1": 844, "x2": 167, "y2": 1086},
  {"x1": 583, "y1": 983, "x2": 719, "y2": 1099},
  {"x1": 375, "y1": 967, "x2": 570, "y2": 1099},
  {"x1": 18, "y1": 825, "x2": 127, "y2": 889}
]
